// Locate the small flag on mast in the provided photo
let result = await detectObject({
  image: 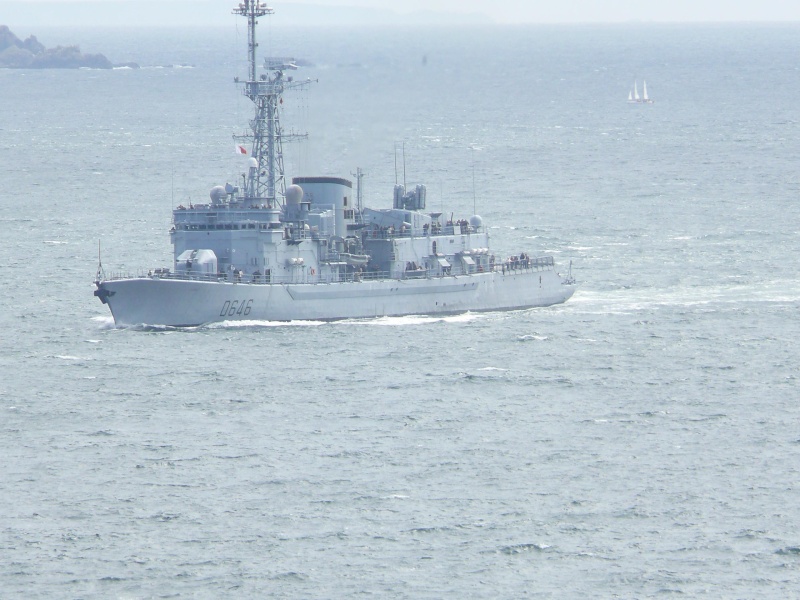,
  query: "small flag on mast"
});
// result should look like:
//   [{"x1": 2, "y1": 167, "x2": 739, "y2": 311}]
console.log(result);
[{"x1": 235, "y1": 144, "x2": 247, "y2": 155}]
